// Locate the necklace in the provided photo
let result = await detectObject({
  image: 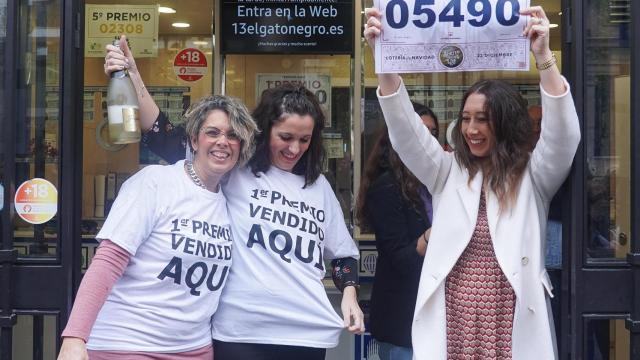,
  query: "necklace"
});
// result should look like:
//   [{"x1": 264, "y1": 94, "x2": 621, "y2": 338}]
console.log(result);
[{"x1": 185, "y1": 160, "x2": 207, "y2": 190}]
